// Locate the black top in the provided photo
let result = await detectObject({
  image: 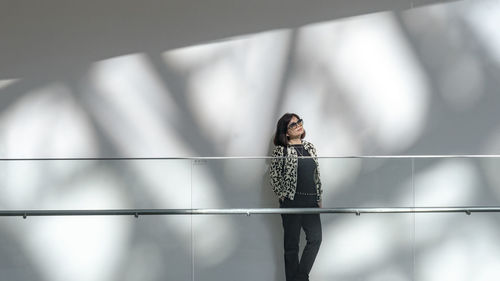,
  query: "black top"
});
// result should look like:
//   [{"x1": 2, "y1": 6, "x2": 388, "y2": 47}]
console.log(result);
[{"x1": 291, "y1": 144, "x2": 317, "y2": 202}]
